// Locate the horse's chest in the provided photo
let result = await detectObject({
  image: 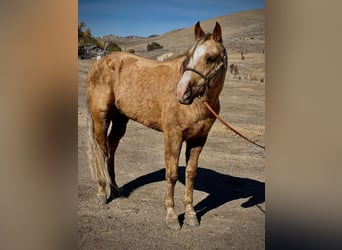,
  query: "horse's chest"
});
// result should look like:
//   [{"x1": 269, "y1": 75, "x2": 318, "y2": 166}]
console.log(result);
[{"x1": 183, "y1": 118, "x2": 214, "y2": 140}]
